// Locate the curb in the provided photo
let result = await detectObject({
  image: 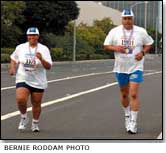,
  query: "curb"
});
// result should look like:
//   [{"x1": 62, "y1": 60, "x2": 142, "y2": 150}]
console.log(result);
[
  {"x1": 1, "y1": 59, "x2": 114, "y2": 69},
  {"x1": 1, "y1": 54, "x2": 161, "y2": 69}
]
